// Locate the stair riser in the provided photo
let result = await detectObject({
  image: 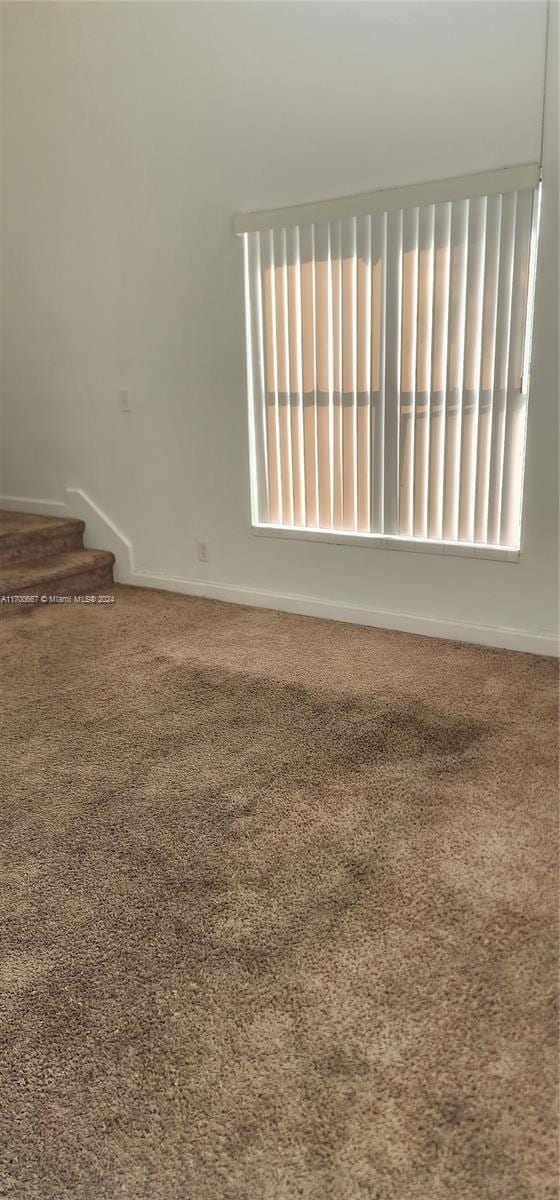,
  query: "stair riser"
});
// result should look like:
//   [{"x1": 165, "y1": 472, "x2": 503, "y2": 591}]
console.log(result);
[
  {"x1": 0, "y1": 528, "x2": 84, "y2": 567},
  {"x1": 0, "y1": 567, "x2": 114, "y2": 608}
]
